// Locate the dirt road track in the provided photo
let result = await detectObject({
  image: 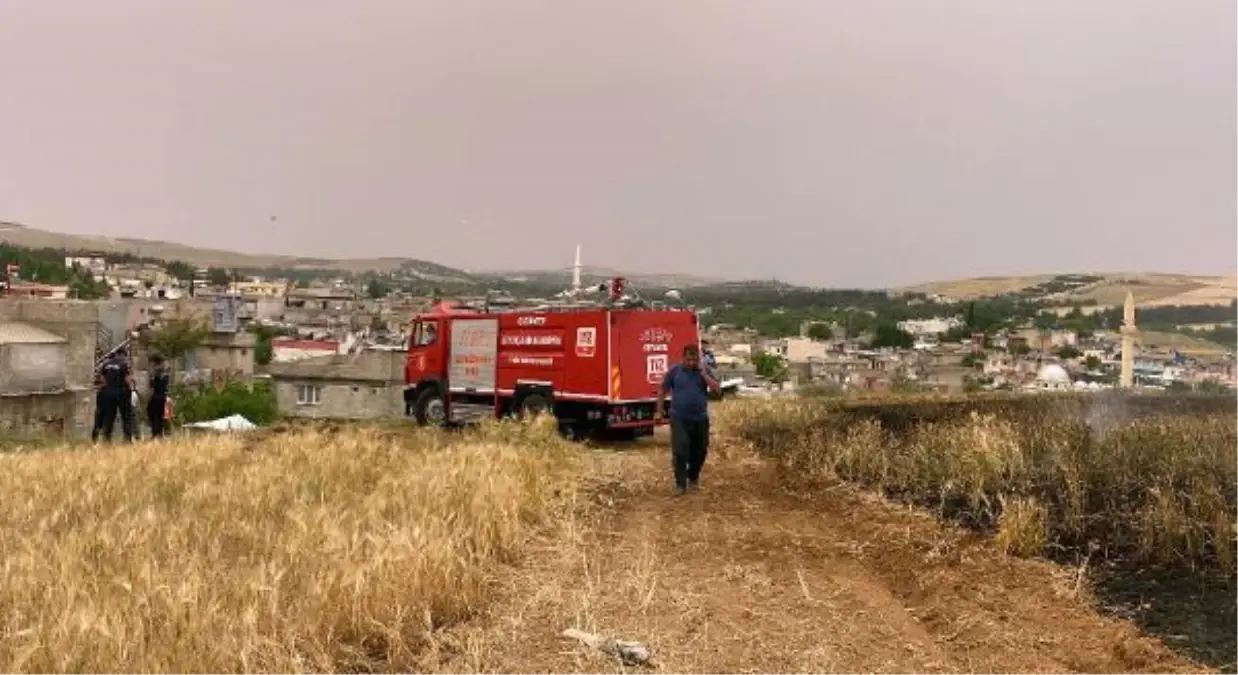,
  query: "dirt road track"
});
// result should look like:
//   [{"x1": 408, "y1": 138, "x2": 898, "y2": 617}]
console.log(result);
[{"x1": 427, "y1": 436, "x2": 1206, "y2": 673}]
